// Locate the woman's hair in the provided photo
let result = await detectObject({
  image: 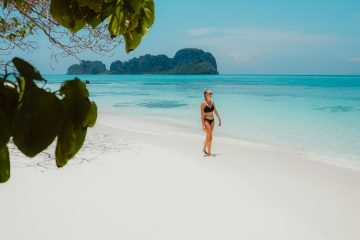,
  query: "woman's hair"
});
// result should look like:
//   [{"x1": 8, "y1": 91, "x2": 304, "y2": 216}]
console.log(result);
[{"x1": 203, "y1": 89, "x2": 211, "y2": 98}]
